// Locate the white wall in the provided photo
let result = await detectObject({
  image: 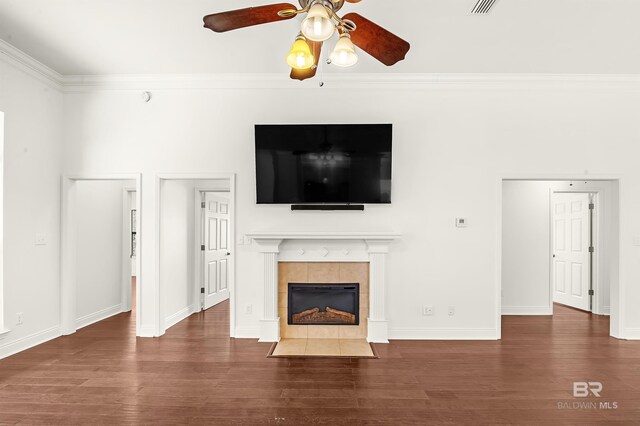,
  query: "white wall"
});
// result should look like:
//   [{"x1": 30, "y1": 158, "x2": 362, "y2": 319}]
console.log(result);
[
  {"x1": 502, "y1": 181, "x2": 553, "y2": 315},
  {"x1": 75, "y1": 180, "x2": 133, "y2": 328},
  {"x1": 0, "y1": 111, "x2": 4, "y2": 333},
  {"x1": 160, "y1": 180, "x2": 195, "y2": 327},
  {"x1": 502, "y1": 180, "x2": 618, "y2": 316},
  {"x1": 160, "y1": 179, "x2": 230, "y2": 330},
  {"x1": 61, "y1": 80, "x2": 640, "y2": 340},
  {"x1": 0, "y1": 56, "x2": 64, "y2": 357}
]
